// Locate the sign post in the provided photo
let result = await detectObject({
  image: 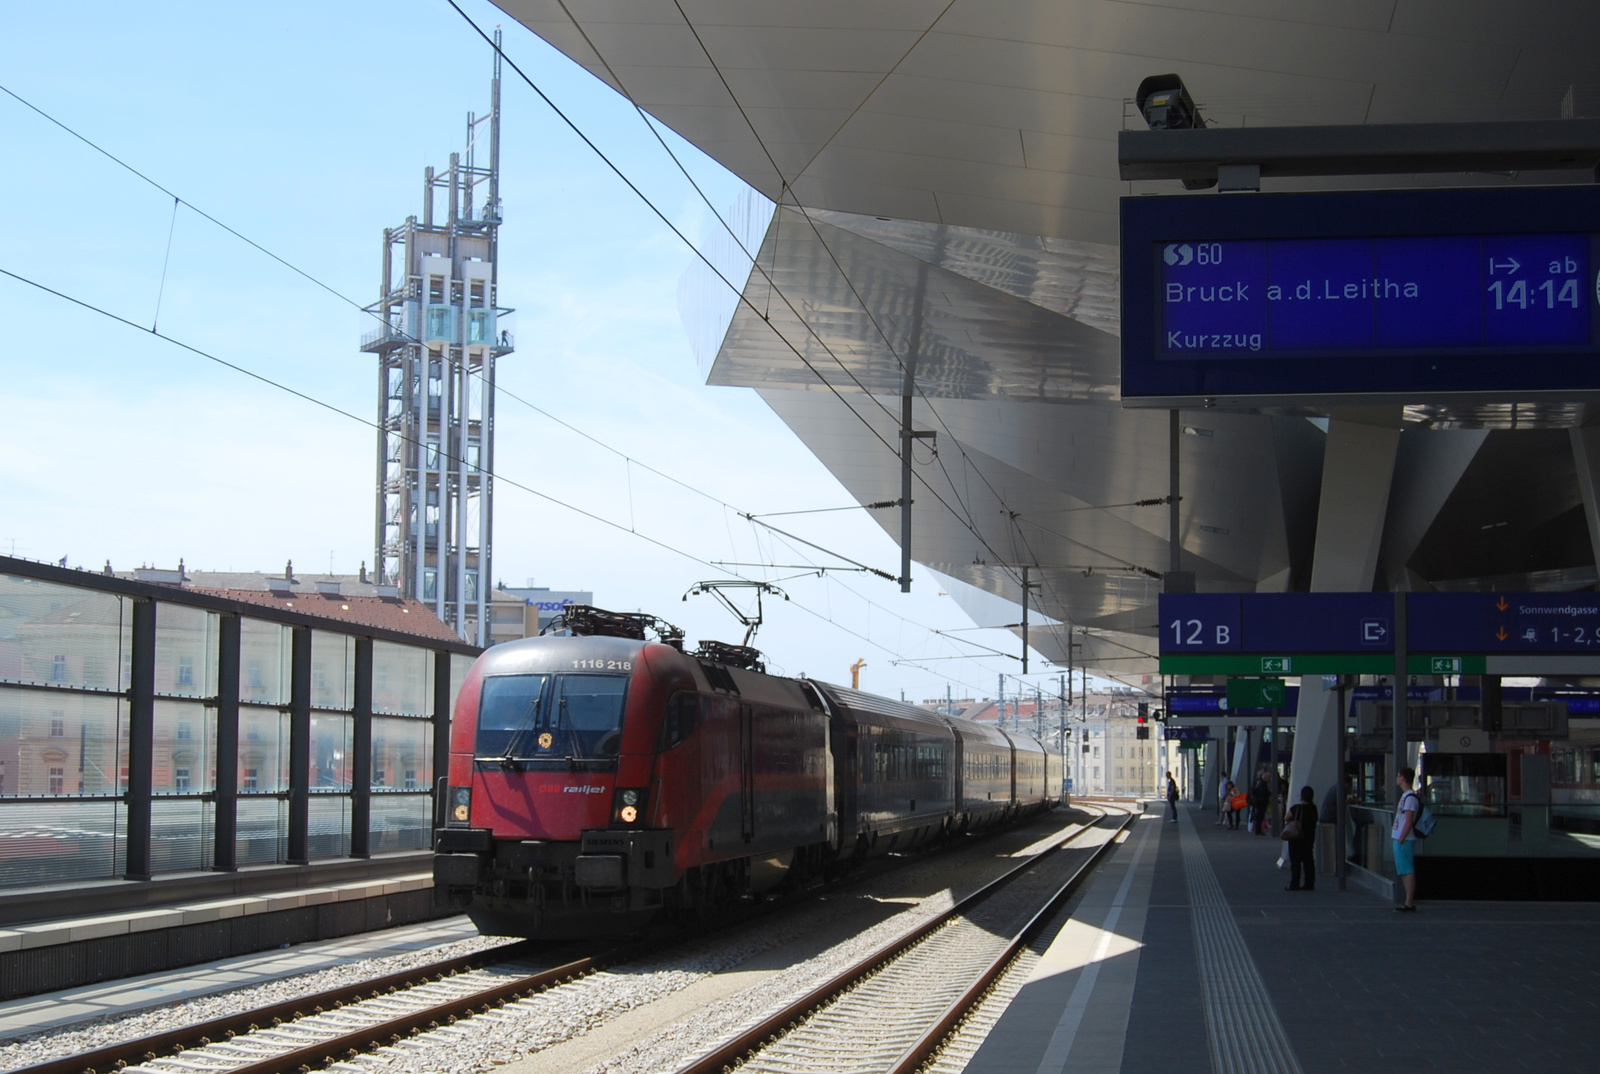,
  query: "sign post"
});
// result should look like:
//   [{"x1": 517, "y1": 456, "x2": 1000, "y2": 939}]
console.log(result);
[{"x1": 1391, "y1": 589, "x2": 1408, "y2": 907}]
